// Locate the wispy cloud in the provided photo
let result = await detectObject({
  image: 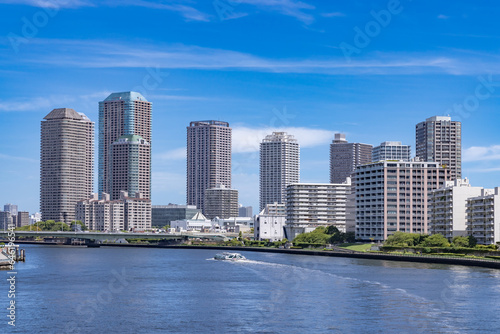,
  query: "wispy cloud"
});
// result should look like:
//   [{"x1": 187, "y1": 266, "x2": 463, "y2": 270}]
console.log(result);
[
  {"x1": 118, "y1": 0, "x2": 210, "y2": 22},
  {"x1": 321, "y1": 12, "x2": 345, "y2": 18},
  {"x1": 463, "y1": 145, "x2": 500, "y2": 162},
  {"x1": 466, "y1": 167, "x2": 500, "y2": 173},
  {"x1": 0, "y1": 0, "x2": 210, "y2": 21},
  {"x1": 0, "y1": 153, "x2": 38, "y2": 163},
  {"x1": 14, "y1": 38, "x2": 499, "y2": 76},
  {"x1": 148, "y1": 94, "x2": 211, "y2": 101},
  {"x1": 232, "y1": 126, "x2": 334, "y2": 153},
  {"x1": 236, "y1": 0, "x2": 315, "y2": 24},
  {"x1": 0, "y1": 0, "x2": 93, "y2": 8},
  {"x1": 0, "y1": 91, "x2": 110, "y2": 112},
  {"x1": 437, "y1": 14, "x2": 449, "y2": 20}
]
